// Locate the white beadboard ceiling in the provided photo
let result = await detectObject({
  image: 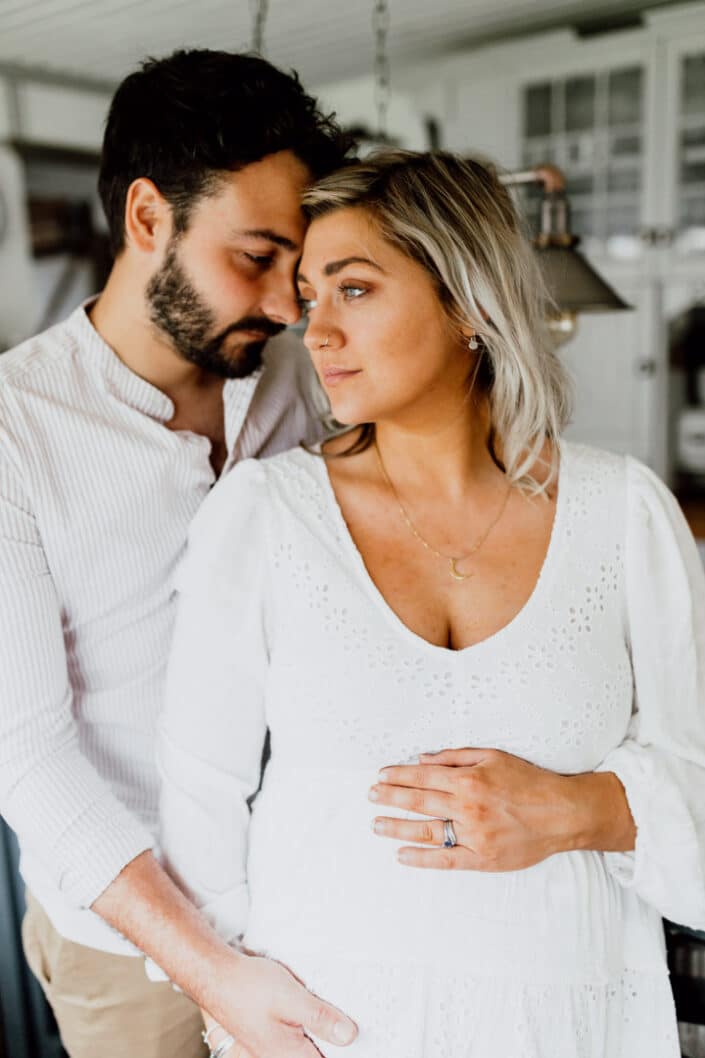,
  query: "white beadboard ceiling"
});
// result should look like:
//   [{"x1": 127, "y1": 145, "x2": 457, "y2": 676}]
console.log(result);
[{"x1": 0, "y1": 0, "x2": 681, "y2": 88}]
